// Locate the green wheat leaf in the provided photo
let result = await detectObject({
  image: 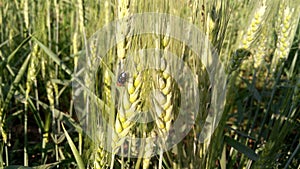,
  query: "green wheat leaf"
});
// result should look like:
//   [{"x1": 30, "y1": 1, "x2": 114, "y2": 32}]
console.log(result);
[
  {"x1": 32, "y1": 37, "x2": 72, "y2": 75},
  {"x1": 62, "y1": 123, "x2": 85, "y2": 169},
  {"x1": 225, "y1": 136, "x2": 259, "y2": 161},
  {"x1": 2, "y1": 54, "x2": 31, "y2": 114}
]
